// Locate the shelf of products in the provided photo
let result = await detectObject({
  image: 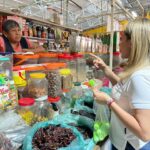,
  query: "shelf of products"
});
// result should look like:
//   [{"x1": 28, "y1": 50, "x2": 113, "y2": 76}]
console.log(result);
[{"x1": 0, "y1": 9, "x2": 81, "y2": 32}]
